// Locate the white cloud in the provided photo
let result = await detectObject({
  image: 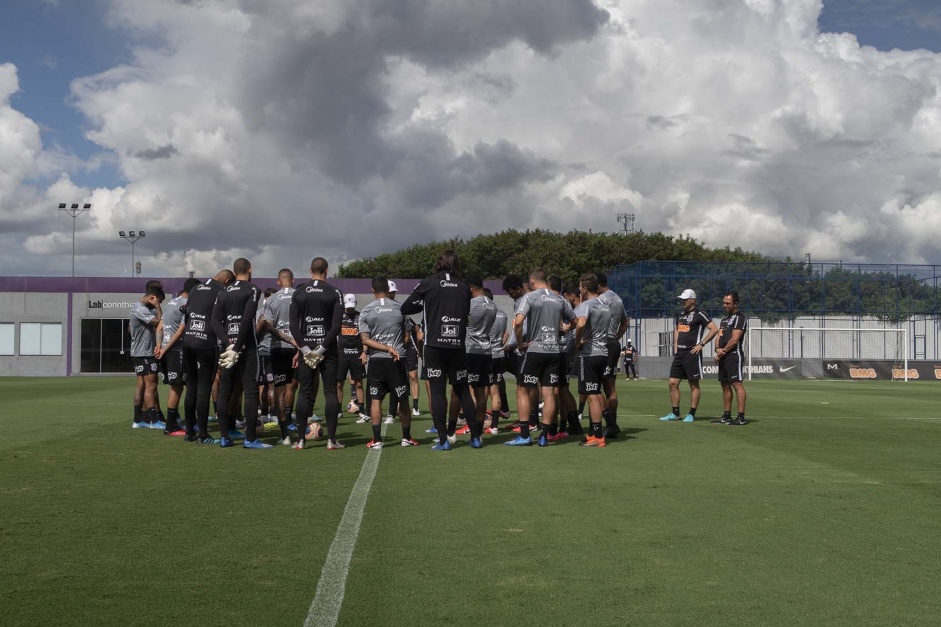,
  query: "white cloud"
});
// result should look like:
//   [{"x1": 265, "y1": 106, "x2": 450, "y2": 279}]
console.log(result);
[{"x1": 2, "y1": 0, "x2": 941, "y2": 278}]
